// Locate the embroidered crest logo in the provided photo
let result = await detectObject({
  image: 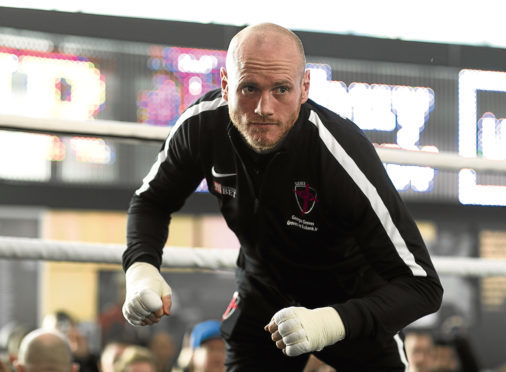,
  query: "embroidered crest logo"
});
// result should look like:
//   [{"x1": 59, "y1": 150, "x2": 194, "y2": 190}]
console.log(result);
[{"x1": 294, "y1": 181, "x2": 318, "y2": 215}]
